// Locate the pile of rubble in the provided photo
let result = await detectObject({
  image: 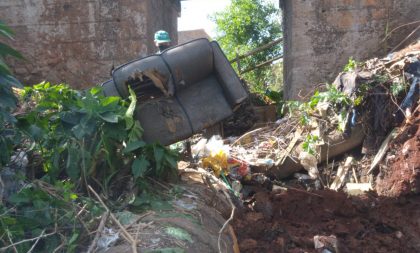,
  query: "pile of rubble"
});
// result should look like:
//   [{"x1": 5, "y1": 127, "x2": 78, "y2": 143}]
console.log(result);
[{"x1": 192, "y1": 41, "x2": 419, "y2": 200}]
